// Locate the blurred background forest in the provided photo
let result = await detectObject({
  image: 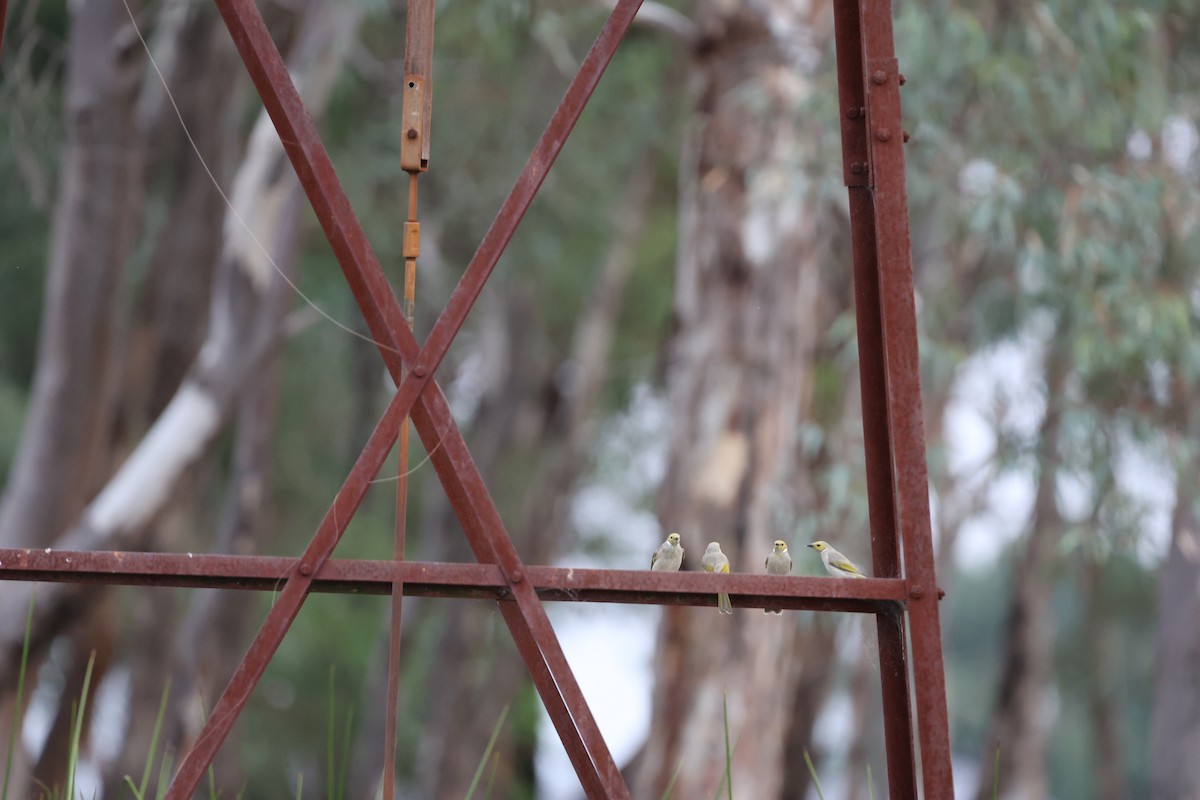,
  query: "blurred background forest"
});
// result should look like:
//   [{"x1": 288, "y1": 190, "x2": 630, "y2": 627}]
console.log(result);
[{"x1": 1, "y1": 0, "x2": 1200, "y2": 797}]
